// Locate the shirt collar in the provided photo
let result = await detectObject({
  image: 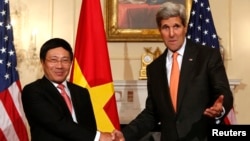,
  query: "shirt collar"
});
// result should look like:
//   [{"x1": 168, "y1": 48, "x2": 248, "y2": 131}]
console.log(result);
[
  {"x1": 51, "y1": 81, "x2": 68, "y2": 88},
  {"x1": 167, "y1": 38, "x2": 186, "y2": 59}
]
